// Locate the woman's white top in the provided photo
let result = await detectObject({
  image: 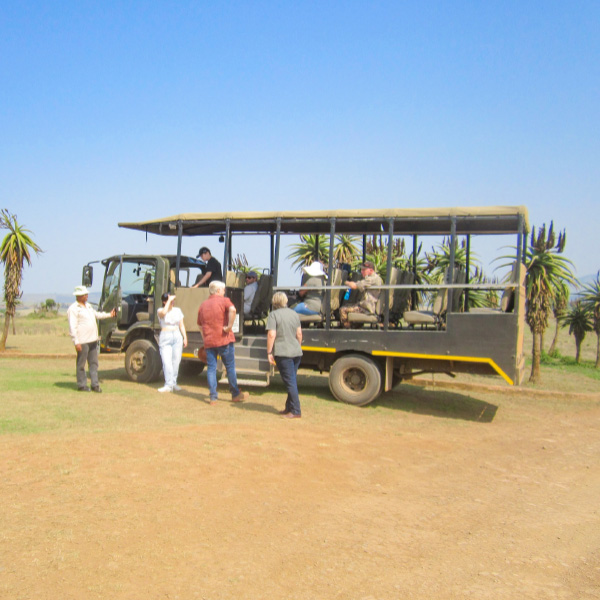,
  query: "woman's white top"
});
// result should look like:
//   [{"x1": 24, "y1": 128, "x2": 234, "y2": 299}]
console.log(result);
[{"x1": 159, "y1": 307, "x2": 184, "y2": 330}]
